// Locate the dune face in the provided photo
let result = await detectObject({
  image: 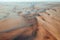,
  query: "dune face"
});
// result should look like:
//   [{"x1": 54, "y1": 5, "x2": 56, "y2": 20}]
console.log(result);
[
  {"x1": 0, "y1": 16, "x2": 38, "y2": 40},
  {"x1": 0, "y1": 17, "x2": 28, "y2": 32},
  {"x1": 0, "y1": 2, "x2": 60, "y2": 40},
  {"x1": 36, "y1": 7, "x2": 60, "y2": 40}
]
